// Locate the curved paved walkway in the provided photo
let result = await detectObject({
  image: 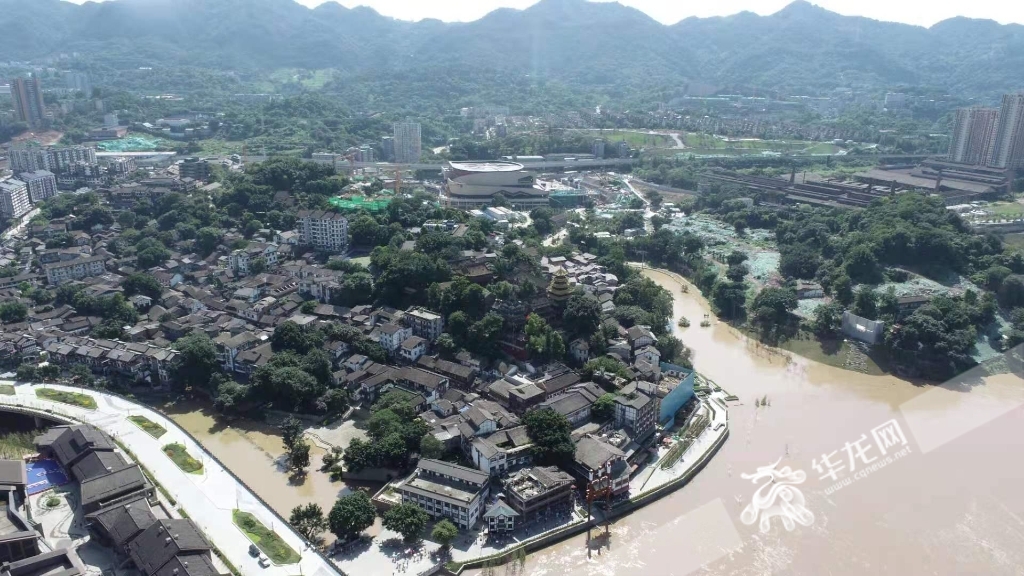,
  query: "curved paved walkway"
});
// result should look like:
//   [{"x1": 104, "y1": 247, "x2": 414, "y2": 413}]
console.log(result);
[{"x1": 0, "y1": 382, "x2": 339, "y2": 576}]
